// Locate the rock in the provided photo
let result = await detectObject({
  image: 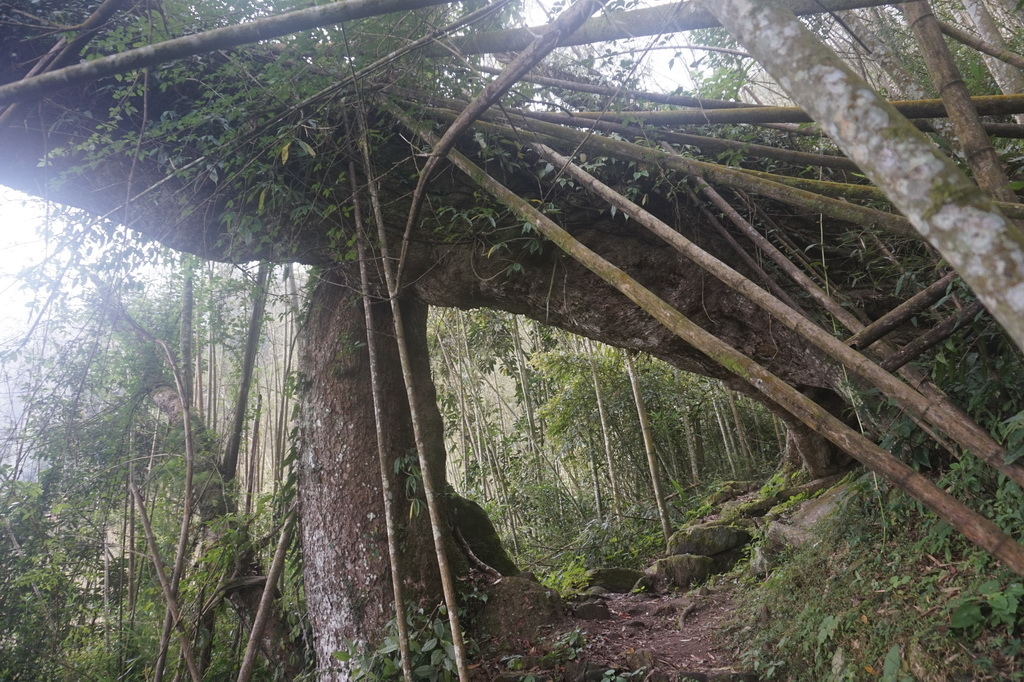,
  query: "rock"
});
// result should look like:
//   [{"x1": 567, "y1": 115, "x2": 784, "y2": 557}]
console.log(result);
[
  {"x1": 575, "y1": 600, "x2": 612, "y2": 620},
  {"x1": 748, "y1": 545, "x2": 772, "y2": 577},
  {"x1": 765, "y1": 483, "x2": 849, "y2": 551},
  {"x1": 721, "y1": 496, "x2": 777, "y2": 519},
  {"x1": 707, "y1": 480, "x2": 759, "y2": 505},
  {"x1": 667, "y1": 522, "x2": 752, "y2": 557},
  {"x1": 475, "y1": 577, "x2": 565, "y2": 654},
  {"x1": 765, "y1": 518, "x2": 810, "y2": 549},
  {"x1": 626, "y1": 647, "x2": 657, "y2": 669},
  {"x1": 649, "y1": 554, "x2": 715, "y2": 589},
  {"x1": 652, "y1": 597, "x2": 694, "y2": 617},
  {"x1": 586, "y1": 567, "x2": 646, "y2": 593},
  {"x1": 564, "y1": 659, "x2": 611, "y2": 682},
  {"x1": 771, "y1": 472, "x2": 848, "y2": 504},
  {"x1": 585, "y1": 585, "x2": 610, "y2": 597},
  {"x1": 449, "y1": 492, "x2": 520, "y2": 576},
  {"x1": 709, "y1": 547, "x2": 746, "y2": 574},
  {"x1": 631, "y1": 574, "x2": 657, "y2": 594}
]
